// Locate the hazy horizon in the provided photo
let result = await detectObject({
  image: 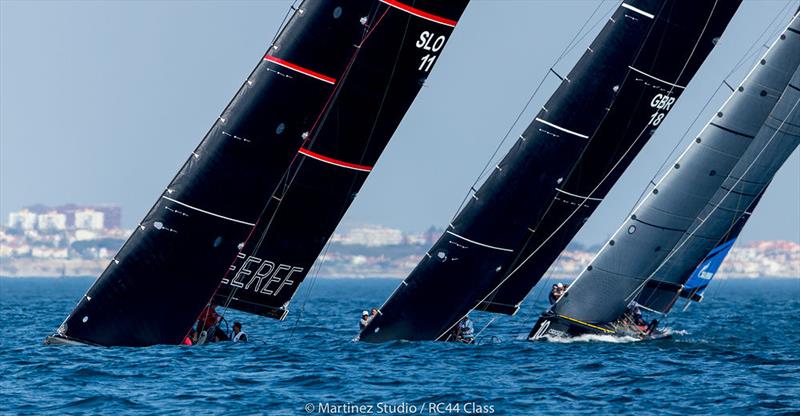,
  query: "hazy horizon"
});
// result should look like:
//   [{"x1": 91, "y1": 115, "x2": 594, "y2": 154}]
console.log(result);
[{"x1": 2, "y1": 0, "x2": 798, "y2": 245}]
